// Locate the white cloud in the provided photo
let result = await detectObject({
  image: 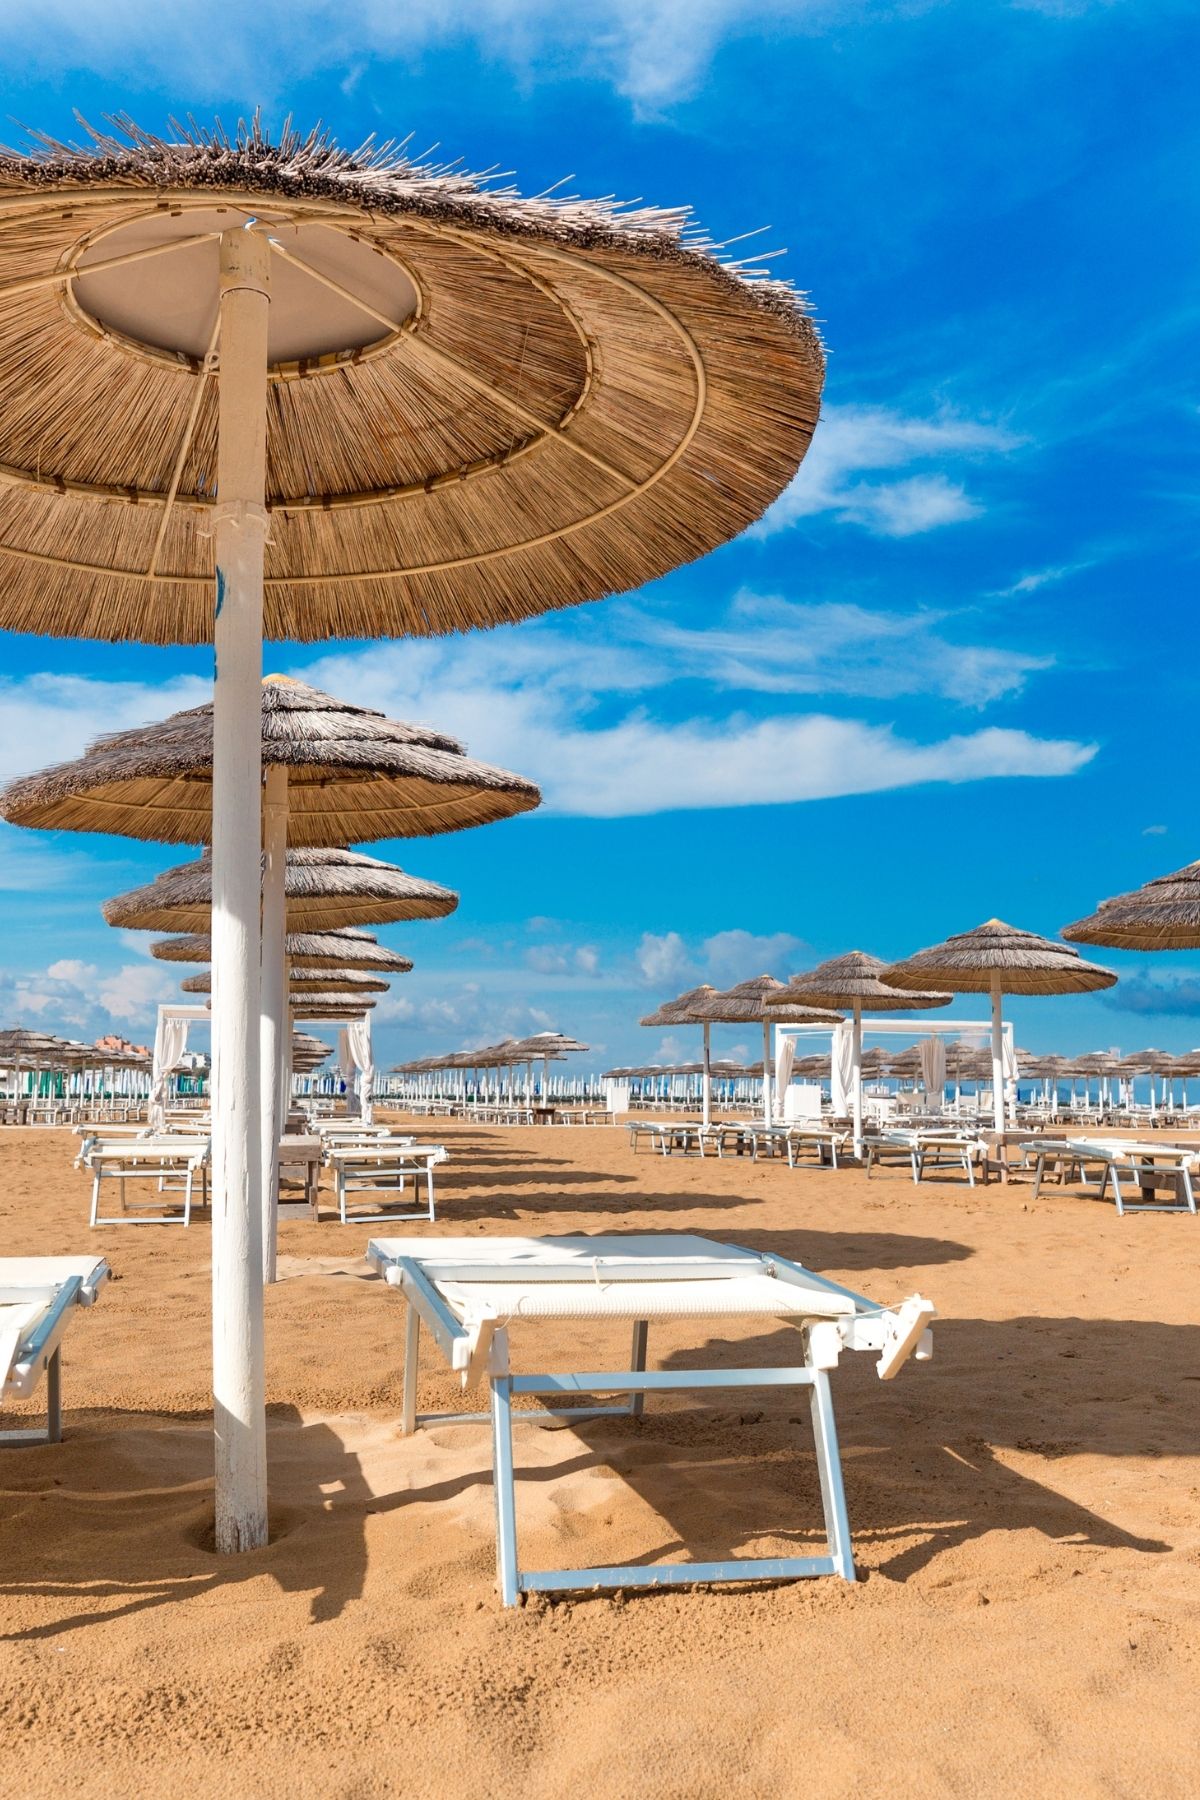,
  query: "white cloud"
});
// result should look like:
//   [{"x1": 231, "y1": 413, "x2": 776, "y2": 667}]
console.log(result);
[
  {"x1": 701, "y1": 929, "x2": 803, "y2": 986},
  {"x1": 524, "y1": 942, "x2": 603, "y2": 977},
  {"x1": 8, "y1": 1, "x2": 856, "y2": 111},
  {"x1": 0, "y1": 955, "x2": 177, "y2": 1035},
  {"x1": 635, "y1": 932, "x2": 694, "y2": 989},
  {"x1": 755, "y1": 404, "x2": 1020, "y2": 538},
  {"x1": 0, "y1": 672, "x2": 211, "y2": 784},
  {"x1": 645, "y1": 590, "x2": 1048, "y2": 706},
  {"x1": 991, "y1": 560, "x2": 1094, "y2": 598}
]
